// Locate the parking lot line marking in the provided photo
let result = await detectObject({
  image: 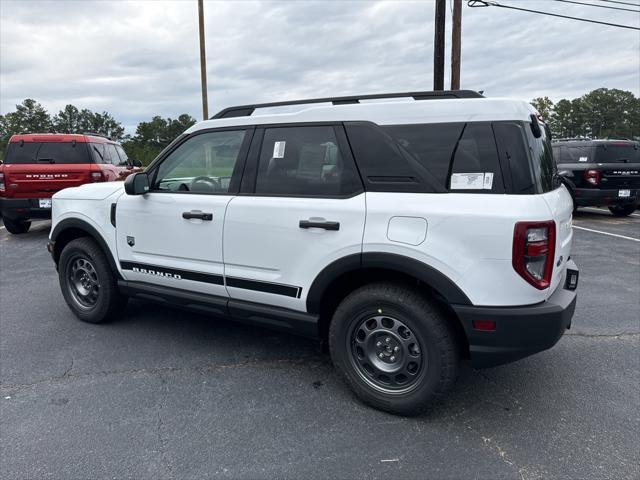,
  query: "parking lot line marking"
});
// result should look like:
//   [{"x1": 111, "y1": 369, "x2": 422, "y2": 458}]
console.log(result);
[
  {"x1": 0, "y1": 225, "x2": 5, "y2": 230},
  {"x1": 581, "y1": 207, "x2": 640, "y2": 218},
  {"x1": 573, "y1": 225, "x2": 640, "y2": 242}
]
